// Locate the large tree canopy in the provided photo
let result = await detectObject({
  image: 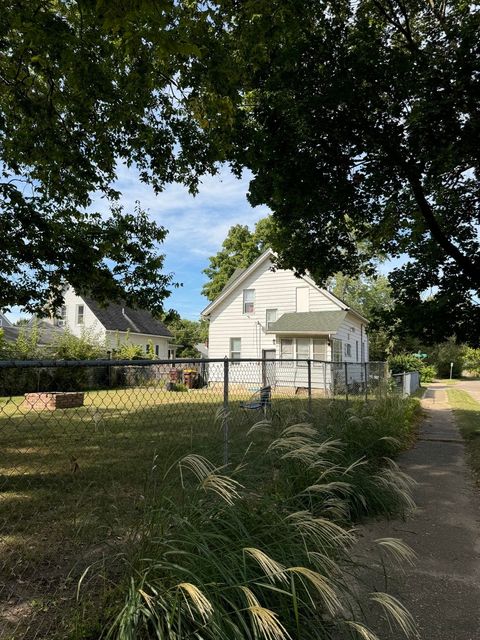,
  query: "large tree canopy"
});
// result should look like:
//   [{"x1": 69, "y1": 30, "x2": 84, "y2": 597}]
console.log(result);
[
  {"x1": 1, "y1": 1, "x2": 223, "y2": 314},
  {"x1": 205, "y1": 0, "x2": 480, "y2": 300},
  {"x1": 3, "y1": 1, "x2": 479, "y2": 316}
]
